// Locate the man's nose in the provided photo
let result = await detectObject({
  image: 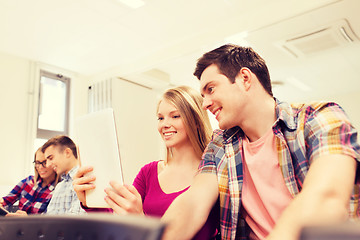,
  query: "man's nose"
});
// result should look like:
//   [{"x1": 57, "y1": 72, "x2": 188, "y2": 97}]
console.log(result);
[
  {"x1": 46, "y1": 160, "x2": 53, "y2": 168},
  {"x1": 202, "y1": 96, "x2": 212, "y2": 110}
]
